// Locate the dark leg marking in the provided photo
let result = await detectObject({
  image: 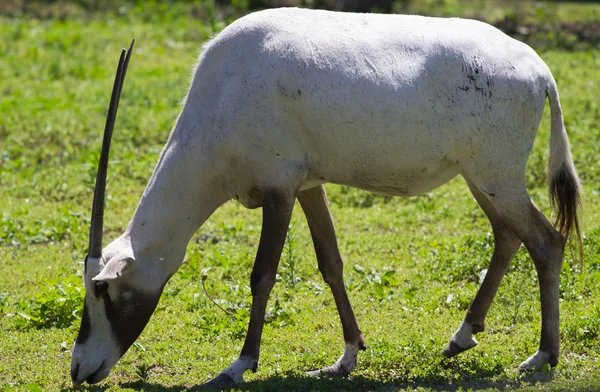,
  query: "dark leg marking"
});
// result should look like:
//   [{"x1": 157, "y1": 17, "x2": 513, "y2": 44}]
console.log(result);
[{"x1": 240, "y1": 191, "x2": 296, "y2": 364}]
